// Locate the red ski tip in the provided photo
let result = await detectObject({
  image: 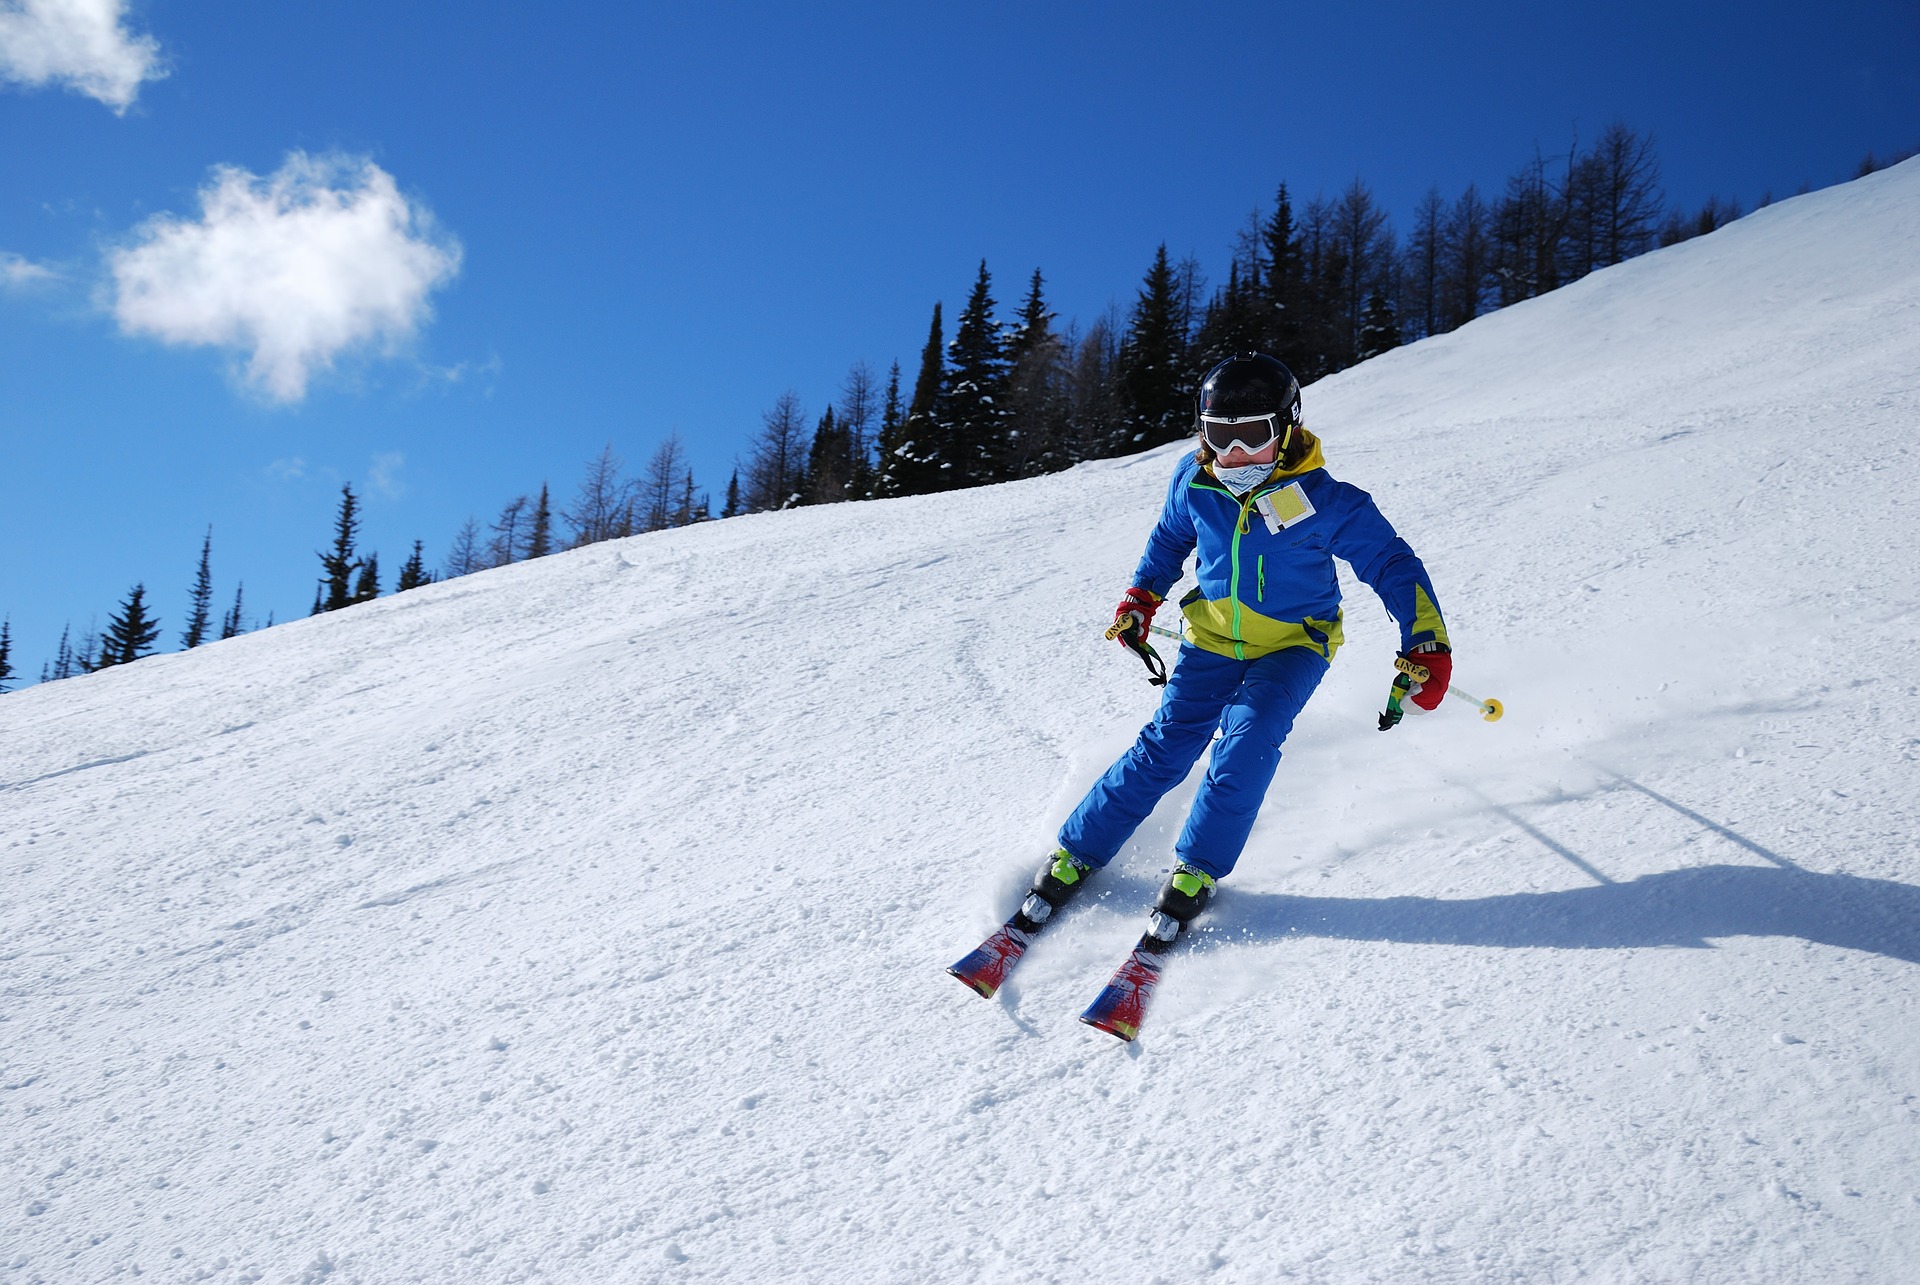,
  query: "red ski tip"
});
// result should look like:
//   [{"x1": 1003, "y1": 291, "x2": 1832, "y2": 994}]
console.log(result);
[{"x1": 948, "y1": 923, "x2": 1034, "y2": 1000}]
